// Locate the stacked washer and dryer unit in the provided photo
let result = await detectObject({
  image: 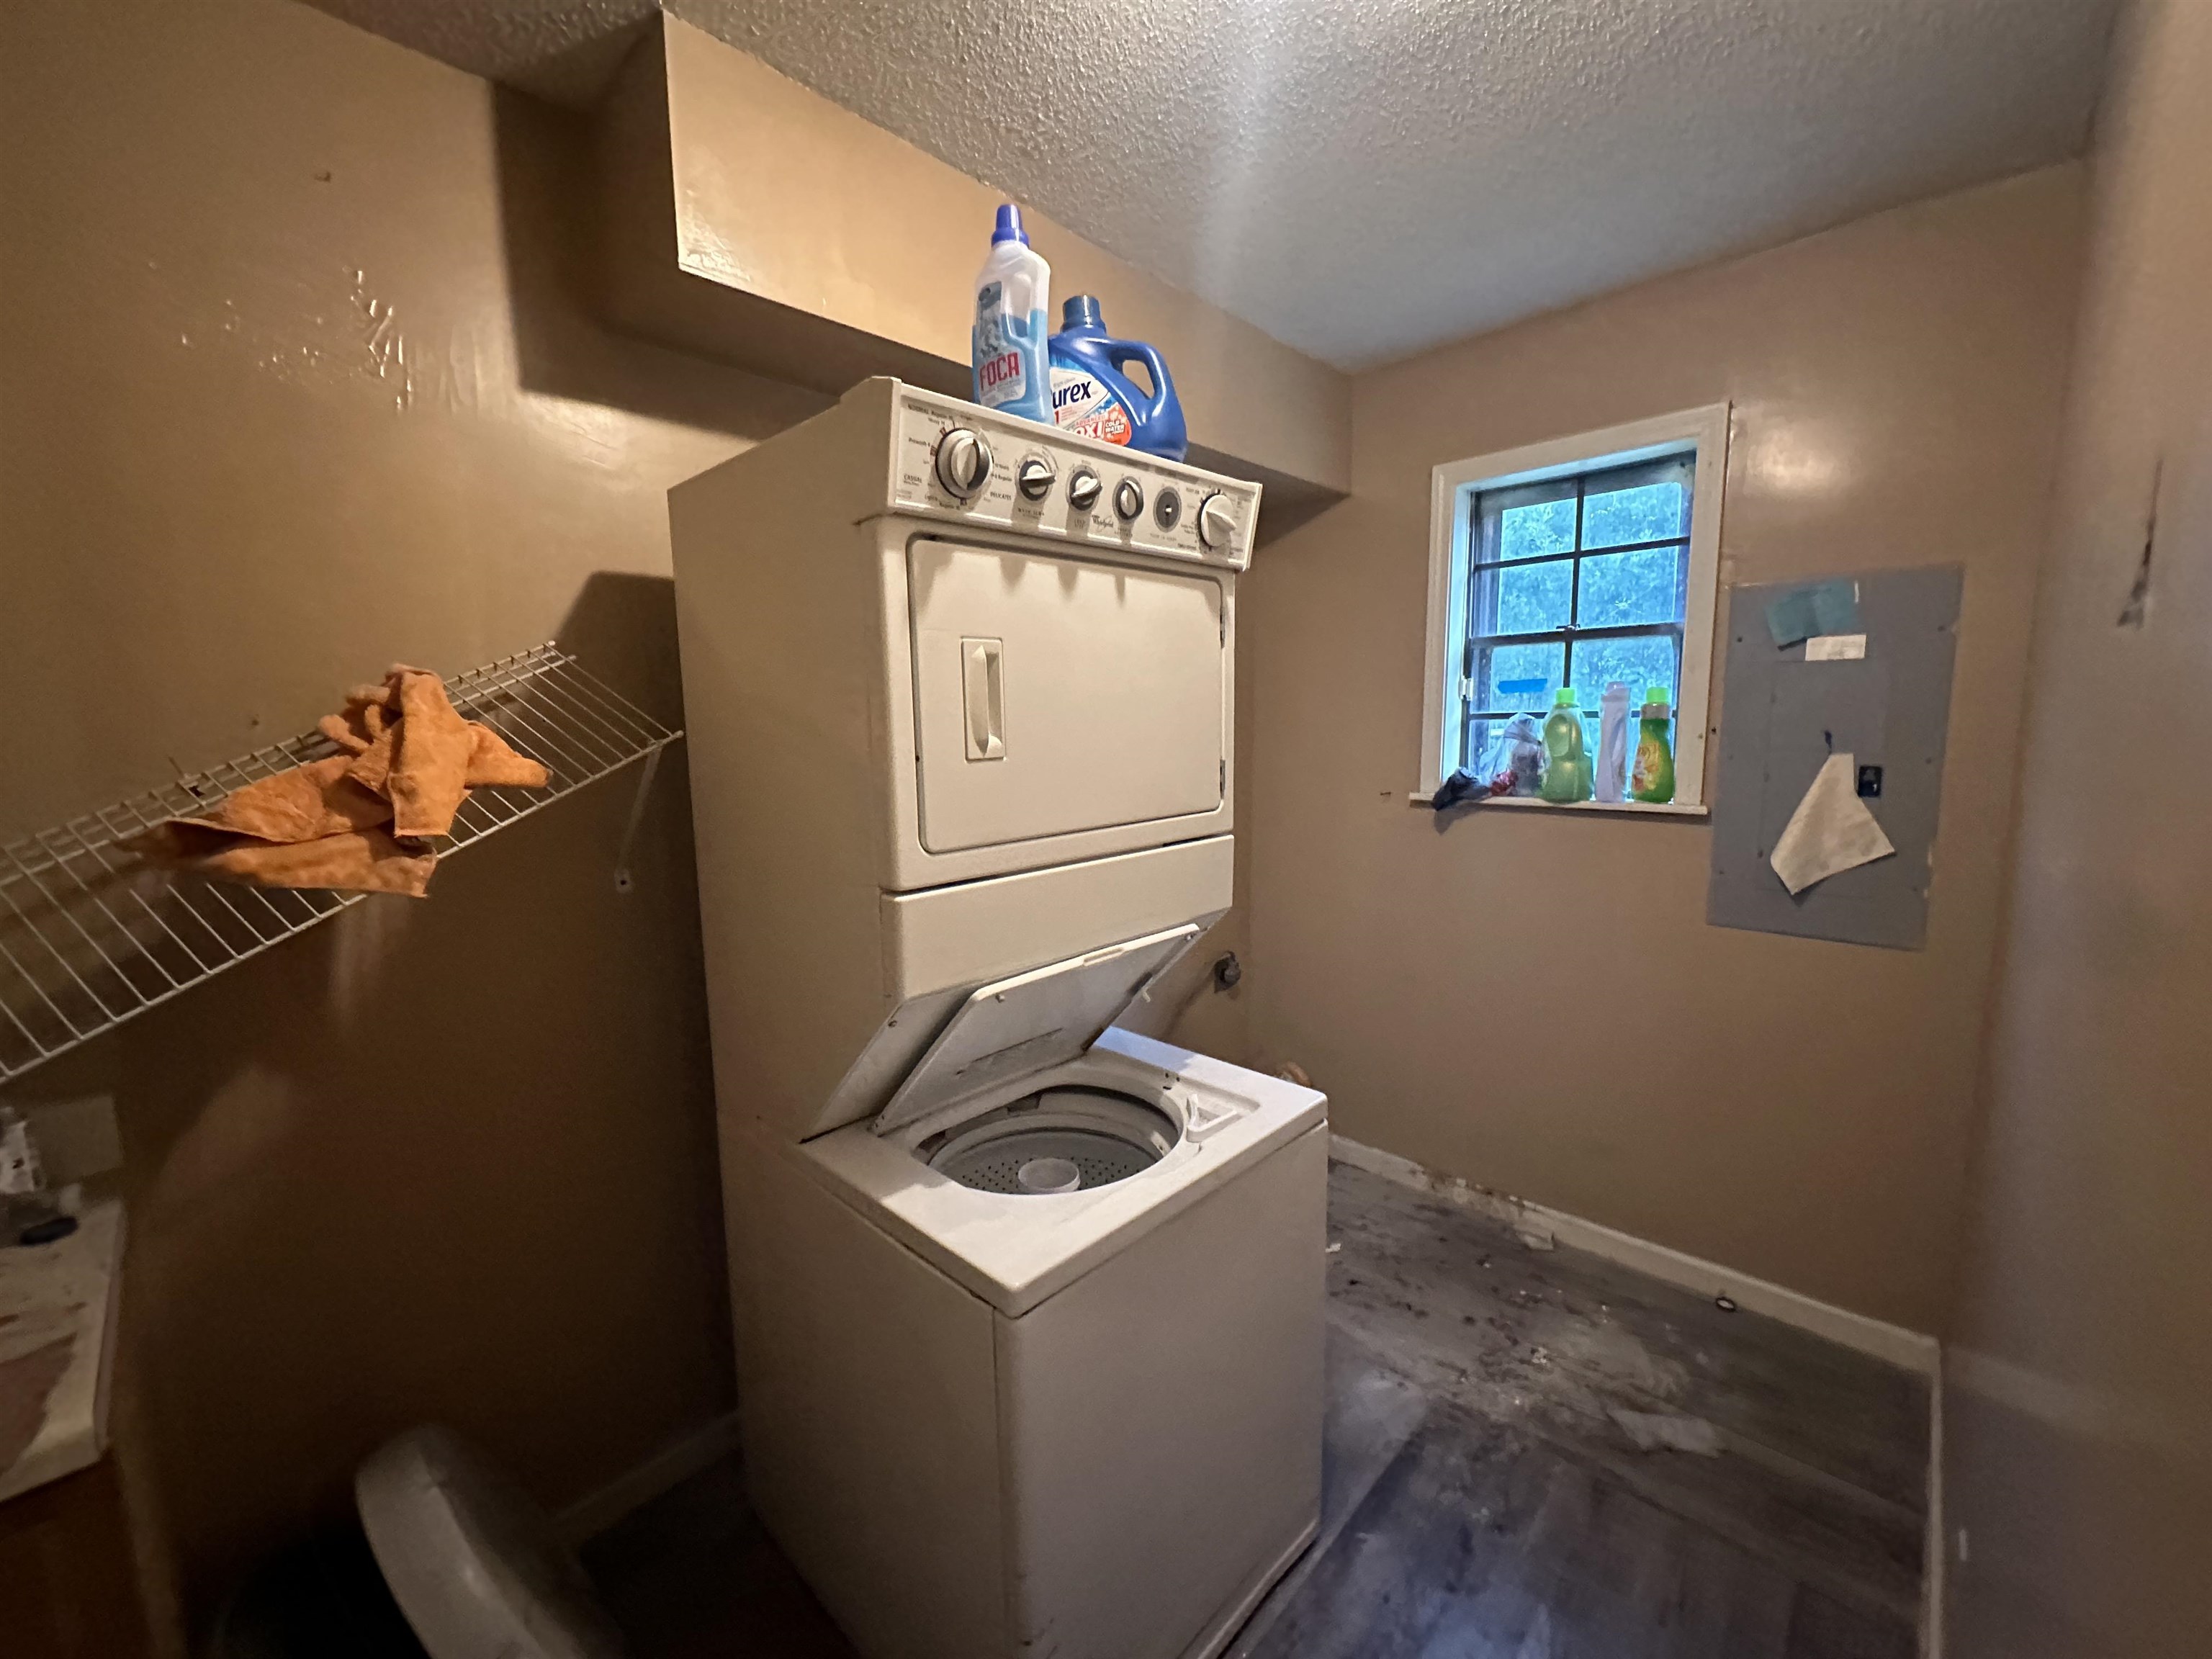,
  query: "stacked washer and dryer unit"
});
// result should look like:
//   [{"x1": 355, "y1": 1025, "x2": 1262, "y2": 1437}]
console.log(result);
[{"x1": 670, "y1": 378, "x2": 1326, "y2": 1659}]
